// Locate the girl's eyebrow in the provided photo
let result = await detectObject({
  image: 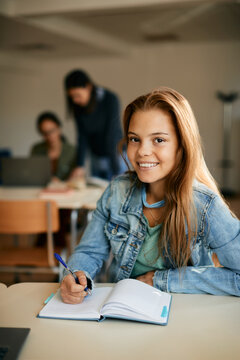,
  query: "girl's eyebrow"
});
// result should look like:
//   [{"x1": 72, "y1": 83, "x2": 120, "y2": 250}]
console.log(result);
[{"x1": 128, "y1": 131, "x2": 169, "y2": 136}]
